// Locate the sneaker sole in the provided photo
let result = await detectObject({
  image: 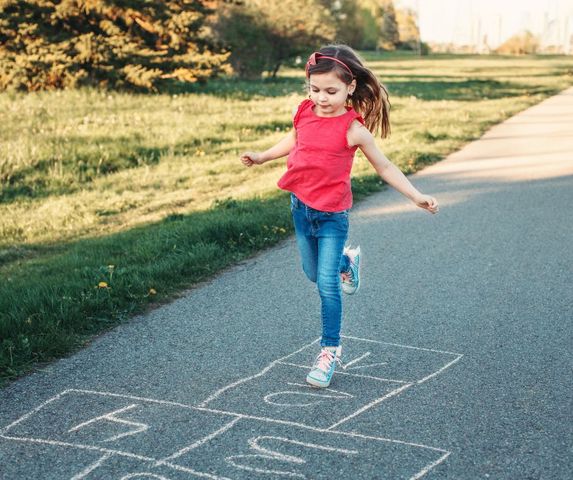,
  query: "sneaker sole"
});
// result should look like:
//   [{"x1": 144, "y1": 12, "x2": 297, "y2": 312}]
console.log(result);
[{"x1": 306, "y1": 374, "x2": 332, "y2": 388}]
